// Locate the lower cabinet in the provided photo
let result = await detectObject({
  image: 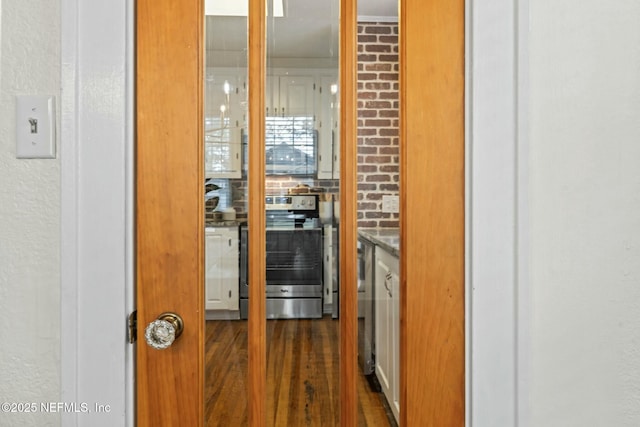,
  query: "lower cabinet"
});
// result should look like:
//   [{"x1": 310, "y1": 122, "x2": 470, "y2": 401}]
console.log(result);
[
  {"x1": 205, "y1": 227, "x2": 239, "y2": 313},
  {"x1": 322, "y1": 225, "x2": 333, "y2": 313},
  {"x1": 375, "y1": 246, "x2": 400, "y2": 423}
]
